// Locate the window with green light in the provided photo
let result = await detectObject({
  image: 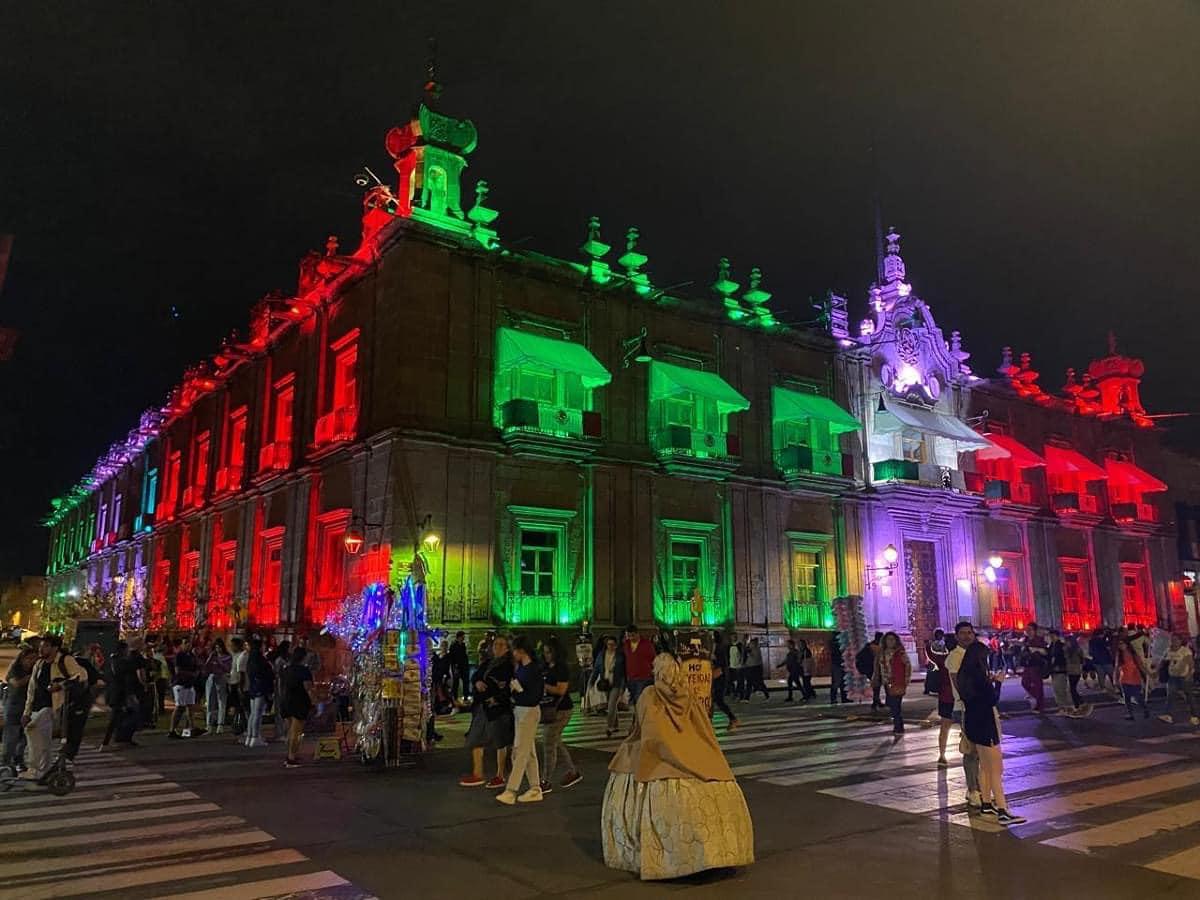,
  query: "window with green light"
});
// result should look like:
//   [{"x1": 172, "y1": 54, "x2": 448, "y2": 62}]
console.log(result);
[
  {"x1": 783, "y1": 532, "x2": 836, "y2": 630},
  {"x1": 519, "y1": 529, "x2": 557, "y2": 597},
  {"x1": 669, "y1": 540, "x2": 703, "y2": 607},
  {"x1": 649, "y1": 361, "x2": 748, "y2": 459},
  {"x1": 493, "y1": 328, "x2": 611, "y2": 440},
  {"x1": 771, "y1": 385, "x2": 860, "y2": 477},
  {"x1": 656, "y1": 520, "x2": 728, "y2": 627},
  {"x1": 502, "y1": 505, "x2": 588, "y2": 626}
]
